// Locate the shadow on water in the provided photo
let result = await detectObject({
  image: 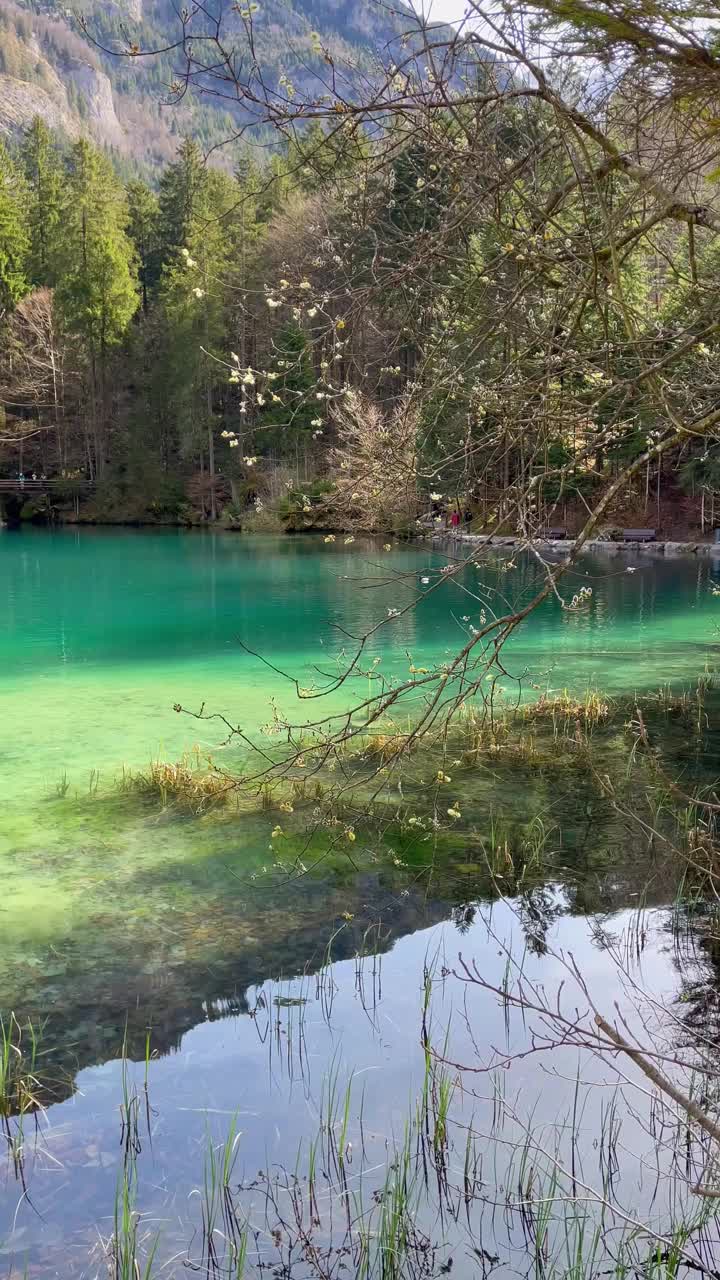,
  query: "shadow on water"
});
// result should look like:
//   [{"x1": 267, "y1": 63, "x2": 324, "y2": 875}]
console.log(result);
[{"x1": 3, "y1": 692, "x2": 712, "y2": 1114}]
